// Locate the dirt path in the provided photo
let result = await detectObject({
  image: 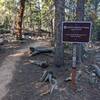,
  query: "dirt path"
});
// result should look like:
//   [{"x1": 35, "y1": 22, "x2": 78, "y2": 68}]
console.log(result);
[
  {"x1": 0, "y1": 40, "x2": 50, "y2": 100},
  {"x1": 0, "y1": 49, "x2": 25, "y2": 100}
]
